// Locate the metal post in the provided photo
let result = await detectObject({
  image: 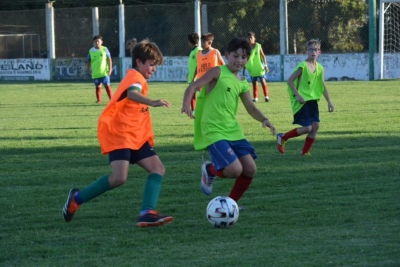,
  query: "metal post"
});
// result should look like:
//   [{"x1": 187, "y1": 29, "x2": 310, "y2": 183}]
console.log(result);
[
  {"x1": 119, "y1": 3, "x2": 125, "y2": 58},
  {"x1": 92, "y1": 7, "x2": 99, "y2": 36},
  {"x1": 368, "y1": 0, "x2": 377, "y2": 80},
  {"x1": 194, "y1": 0, "x2": 201, "y2": 48},
  {"x1": 279, "y1": 0, "x2": 288, "y2": 81},
  {"x1": 46, "y1": 2, "x2": 56, "y2": 59},
  {"x1": 379, "y1": 0, "x2": 385, "y2": 79},
  {"x1": 201, "y1": 4, "x2": 208, "y2": 34}
]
